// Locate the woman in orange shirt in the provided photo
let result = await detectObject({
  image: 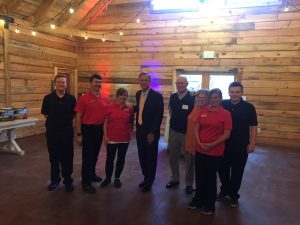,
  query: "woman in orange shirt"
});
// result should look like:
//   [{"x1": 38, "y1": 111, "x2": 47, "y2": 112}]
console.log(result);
[{"x1": 185, "y1": 89, "x2": 209, "y2": 156}]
